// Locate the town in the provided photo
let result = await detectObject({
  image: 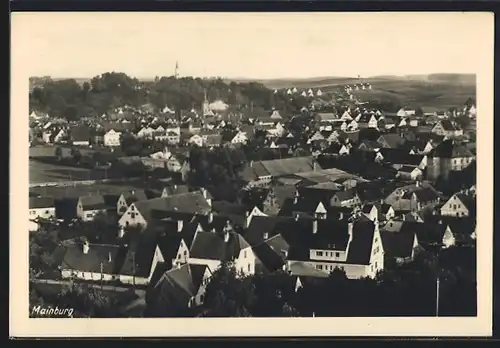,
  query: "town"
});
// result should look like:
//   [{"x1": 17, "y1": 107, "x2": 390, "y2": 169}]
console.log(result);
[{"x1": 28, "y1": 72, "x2": 477, "y2": 318}]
